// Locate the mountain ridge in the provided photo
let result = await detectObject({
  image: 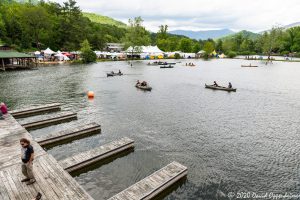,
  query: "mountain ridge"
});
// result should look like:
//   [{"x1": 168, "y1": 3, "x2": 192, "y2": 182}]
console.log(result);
[
  {"x1": 83, "y1": 12, "x2": 127, "y2": 28},
  {"x1": 169, "y1": 29, "x2": 234, "y2": 40}
]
